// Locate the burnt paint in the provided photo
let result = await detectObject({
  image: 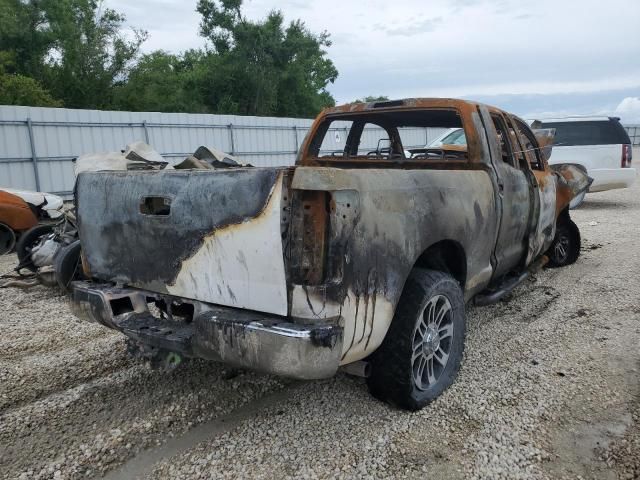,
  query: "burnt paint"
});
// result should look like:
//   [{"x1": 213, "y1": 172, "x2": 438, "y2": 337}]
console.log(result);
[
  {"x1": 290, "y1": 167, "x2": 497, "y2": 343},
  {"x1": 76, "y1": 168, "x2": 282, "y2": 290}
]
